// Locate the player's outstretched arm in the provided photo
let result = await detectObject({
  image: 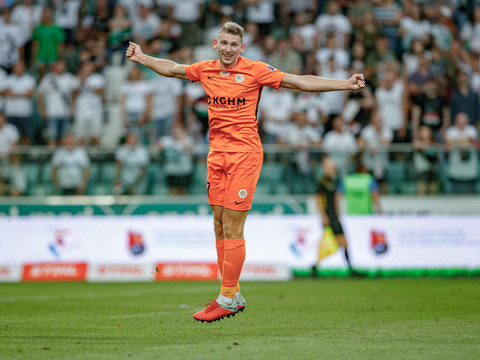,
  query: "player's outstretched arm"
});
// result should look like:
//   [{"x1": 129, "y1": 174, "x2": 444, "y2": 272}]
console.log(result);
[
  {"x1": 126, "y1": 41, "x2": 189, "y2": 80},
  {"x1": 280, "y1": 73, "x2": 365, "y2": 92}
]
